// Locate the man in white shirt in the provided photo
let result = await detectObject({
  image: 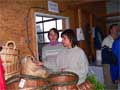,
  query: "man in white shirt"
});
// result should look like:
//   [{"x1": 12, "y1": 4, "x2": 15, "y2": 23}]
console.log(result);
[
  {"x1": 102, "y1": 24, "x2": 118, "y2": 48},
  {"x1": 102, "y1": 24, "x2": 118, "y2": 86}
]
